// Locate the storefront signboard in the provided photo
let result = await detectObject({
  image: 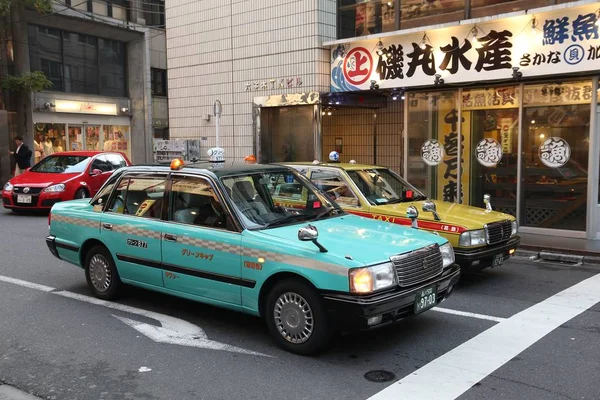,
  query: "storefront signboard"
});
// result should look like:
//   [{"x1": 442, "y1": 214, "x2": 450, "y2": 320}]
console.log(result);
[
  {"x1": 436, "y1": 107, "x2": 470, "y2": 203},
  {"x1": 331, "y1": 4, "x2": 600, "y2": 91},
  {"x1": 55, "y1": 100, "x2": 118, "y2": 115},
  {"x1": 523, "y1": 81, "x2": 594, "y2": 106}
]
